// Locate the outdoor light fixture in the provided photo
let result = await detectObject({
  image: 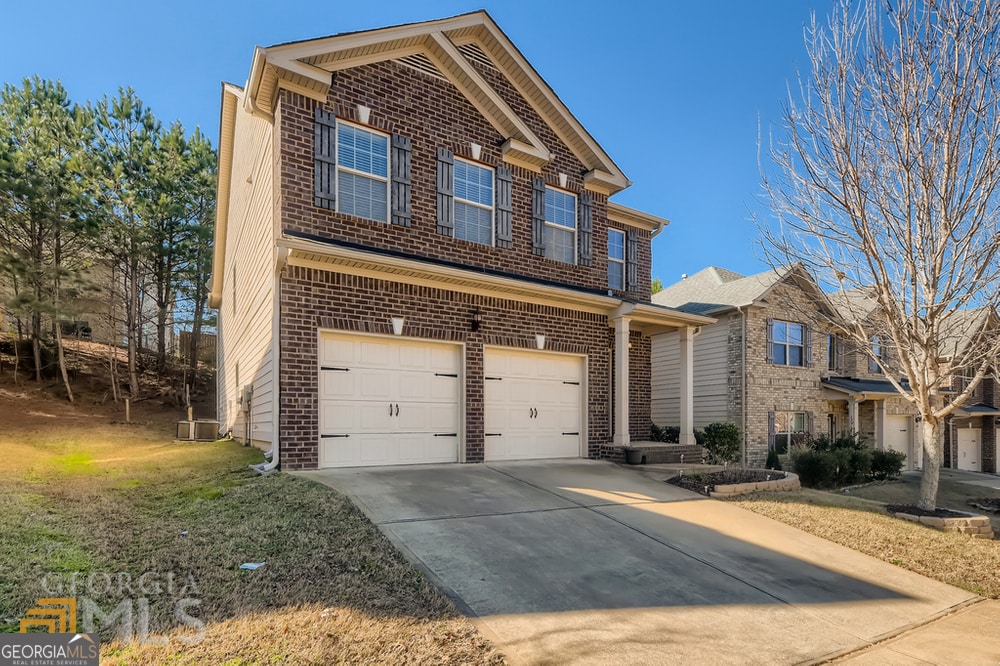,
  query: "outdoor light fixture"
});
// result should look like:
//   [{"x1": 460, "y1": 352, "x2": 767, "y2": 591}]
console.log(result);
[
  {"x1": 391, "y1": 317, "x2": 405, "y2": 336},
  {"x1": 536, "y1": 334, "x2": 546, "y2": 350},
  {"x1": 471, "y1": 308, "x2": 483, "y2": 332}
]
